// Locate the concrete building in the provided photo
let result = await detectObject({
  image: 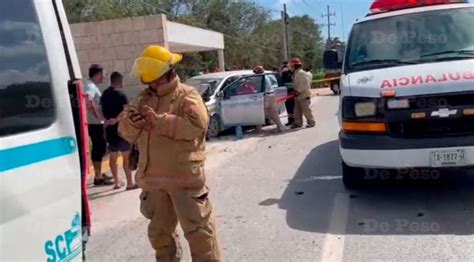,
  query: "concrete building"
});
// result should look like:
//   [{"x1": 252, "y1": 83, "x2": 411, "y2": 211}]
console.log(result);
[{"x1": 70, "y1": 14, "x2": 225, "y2": 98}]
